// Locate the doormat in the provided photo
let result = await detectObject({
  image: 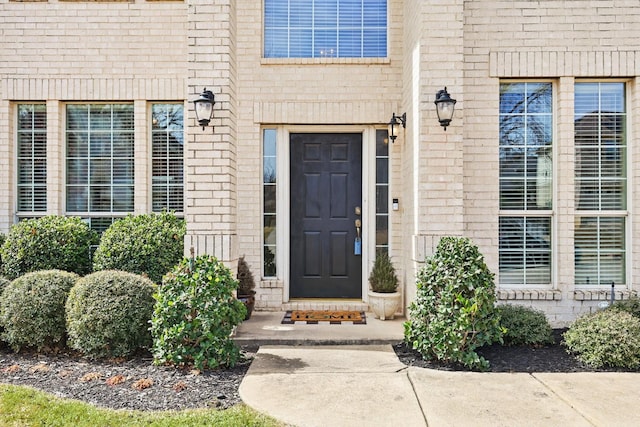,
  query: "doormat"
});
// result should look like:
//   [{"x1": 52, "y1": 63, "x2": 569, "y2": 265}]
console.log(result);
[{"x1": 282, "y1": 310, "x2": 366, "y2": 325}]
